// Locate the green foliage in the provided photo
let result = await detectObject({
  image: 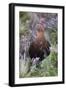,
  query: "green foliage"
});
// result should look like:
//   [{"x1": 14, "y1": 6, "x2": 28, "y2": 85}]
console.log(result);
[
  {"x1": 19, "y1": 12, "x2": 30, "y2": 37},
  {"x1": 20, "y1": 28, "x2": 29, "y2": 36},
  {"x1": 20, "y1": 51, "x2": 58, "y2": 77},
  {"x1": 40, "y1": 51, "x2": 58, "y2": 77},
  {"x1": 20, "y1": 12, "x2": 30, "y2": 23},
  {"x1": 51, "y1": 52, "x2": 58, "y2": 68},
  {"x1": 19, "y1": 58, "x2": 32, "y2": 78},
  {"x1": 49, "y1": 29, "x2": 57, "y2": 46}
]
